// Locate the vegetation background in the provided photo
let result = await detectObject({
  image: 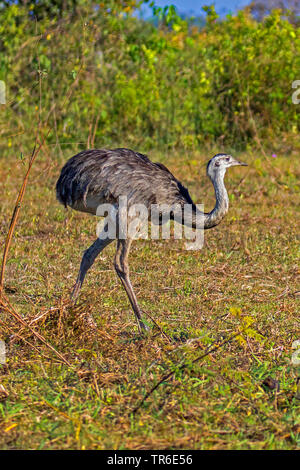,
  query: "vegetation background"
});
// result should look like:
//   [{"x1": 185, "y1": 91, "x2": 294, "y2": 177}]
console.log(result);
[
  {"x1": 1, "y1": 0, "x2": 299, "y2": 152},
  {"x1": 0, "y1": 0, "x2": 299, "y2": 450}
]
